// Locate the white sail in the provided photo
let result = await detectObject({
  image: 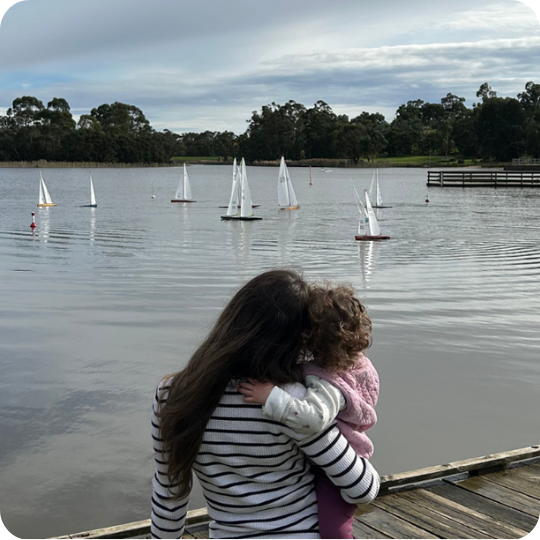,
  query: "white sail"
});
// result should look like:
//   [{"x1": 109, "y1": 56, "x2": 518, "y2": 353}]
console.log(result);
[
  {"x1": 376, "y1": 170, "x2": 384, "y2": 207},
  {"x1": 357, "y1": 199, "x2": 369, "y2": 236},
  {"x1": 174, "y1": 172, "x2": 184, "y2": 199},
  {"x1": 285, "y1": 161, "x2": 298, "y2": 207},
  {"x1": 89, "y1": 172, "x2": 96, "y2": 206},
  {"x1": 226, "y1": 158, "x2": 240, "y2": 216},
  {"x1": 236, "y1": 162, "x2": 242, "y2": 203},
  {"x1": 39, "y1": 171, "x2": 54, "y2": 205},
  {"x1": 278, "y1": 157, "x2": 298, "y2": 208},
  {"x1": 43, "y1": 181, "x2": 53, "y2": 204},
  {"x1": 278, "y1": 157, "x2": 289, "y2": 207},
  {"x1": 368, "y1": 171, "x2": 376, "y2": 200},
  {"x1": 38, "y1": 171, "x2": 46, "y2": 205},
  {"x1": 239, "y1": 158, "x2": 254, "y2": 218},
  {"x1": 364, "y1": 190, "x2": 381, "y2": 236},
  {"x1": 183, "y1": 163, "x2": 193, "y2": 200},
  {"x1": 351, "y1": 180, "x2": 368, "y2": 236}
]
